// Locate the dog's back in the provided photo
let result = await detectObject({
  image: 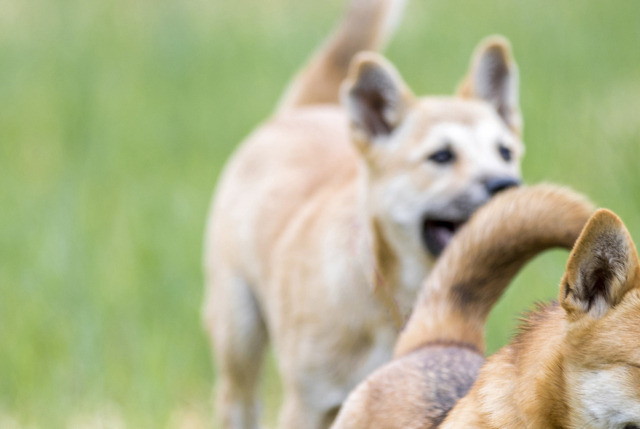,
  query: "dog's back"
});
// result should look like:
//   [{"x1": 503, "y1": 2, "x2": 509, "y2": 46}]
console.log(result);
[
  {"x1": 205, "y1": 108, "x2": 354, "y2": 285},
  {"x1": 334, "y1": 343, "x2": 484, "y2": 428},
  {"x1": 203, "y1": 2, "x2": 409, "y2": 428},
  {"x1": 204, "y1": 0, "x2": 408, "y2": 291}
]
